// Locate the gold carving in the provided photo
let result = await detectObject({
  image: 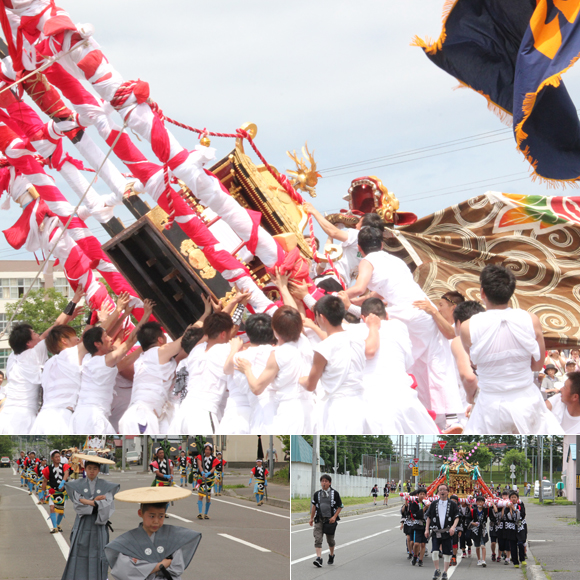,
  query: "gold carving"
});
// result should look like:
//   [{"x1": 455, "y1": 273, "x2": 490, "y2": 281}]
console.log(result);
[
  {"x1": 180, "y1": 239, "x2": 217, "y2": 279},
  {"x1": 286, "y1": 142, "x2": 320, "y2": 198}
]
